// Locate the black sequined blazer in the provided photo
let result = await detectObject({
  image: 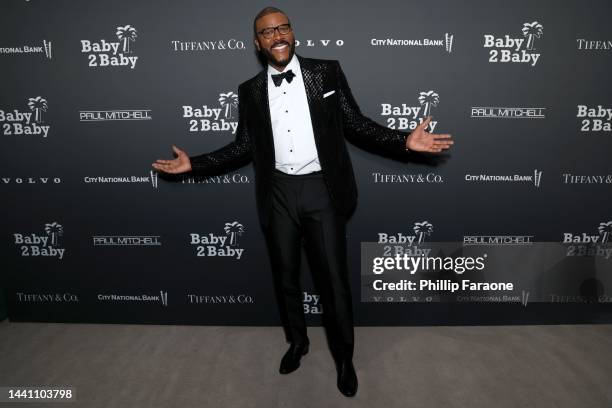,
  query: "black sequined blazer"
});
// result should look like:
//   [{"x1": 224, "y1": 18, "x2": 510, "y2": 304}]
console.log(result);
[{"x1": 189, "y1": 53, "x2": 411, "y2": 227}]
